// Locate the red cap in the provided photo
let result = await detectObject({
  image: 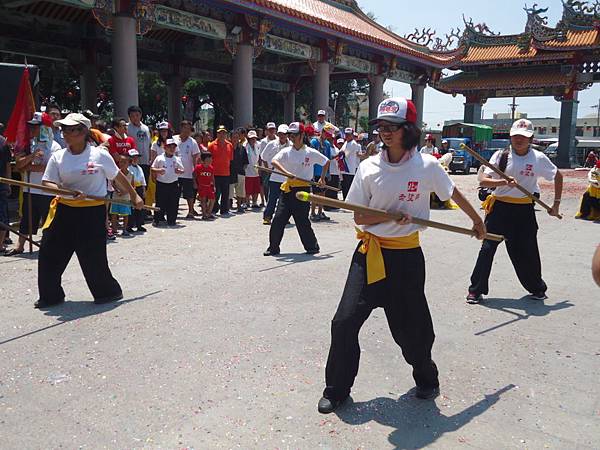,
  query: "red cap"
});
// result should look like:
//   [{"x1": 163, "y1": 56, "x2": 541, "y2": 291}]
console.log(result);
[{"x1": 596, "y1": 160, "x2": 600, "y2": 169}]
